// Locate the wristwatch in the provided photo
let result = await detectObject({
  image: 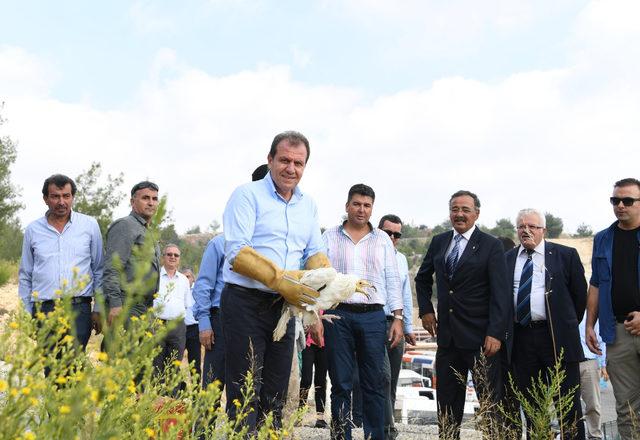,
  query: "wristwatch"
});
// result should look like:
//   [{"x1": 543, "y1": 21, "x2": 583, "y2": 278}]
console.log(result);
[{"x1": 393, "y1": 314, "x2": 403, "y2": 321}]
